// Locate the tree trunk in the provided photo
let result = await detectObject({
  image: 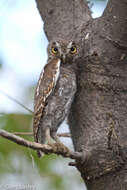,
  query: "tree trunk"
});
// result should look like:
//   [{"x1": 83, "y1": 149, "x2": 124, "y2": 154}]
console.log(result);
[{"x1": 35, "y1": 0, "x2": 127, "y2": 189}]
